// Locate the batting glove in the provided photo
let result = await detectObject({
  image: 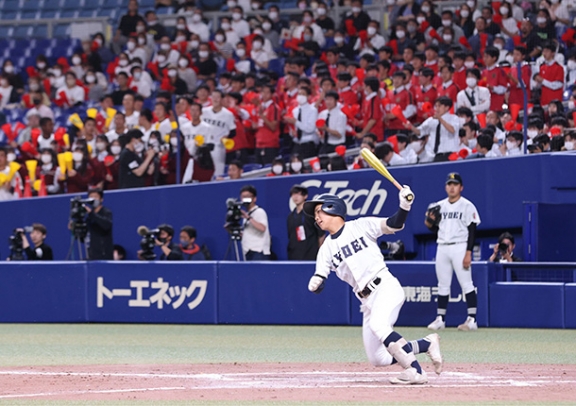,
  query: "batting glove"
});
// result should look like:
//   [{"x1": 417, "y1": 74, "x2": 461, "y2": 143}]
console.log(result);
[
  {"x1": 308, "y1": 274, "x2": 326, "y2": 294},
  {"x1": 399, "y1": 185, "x2": 415, "y2": 211}
]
